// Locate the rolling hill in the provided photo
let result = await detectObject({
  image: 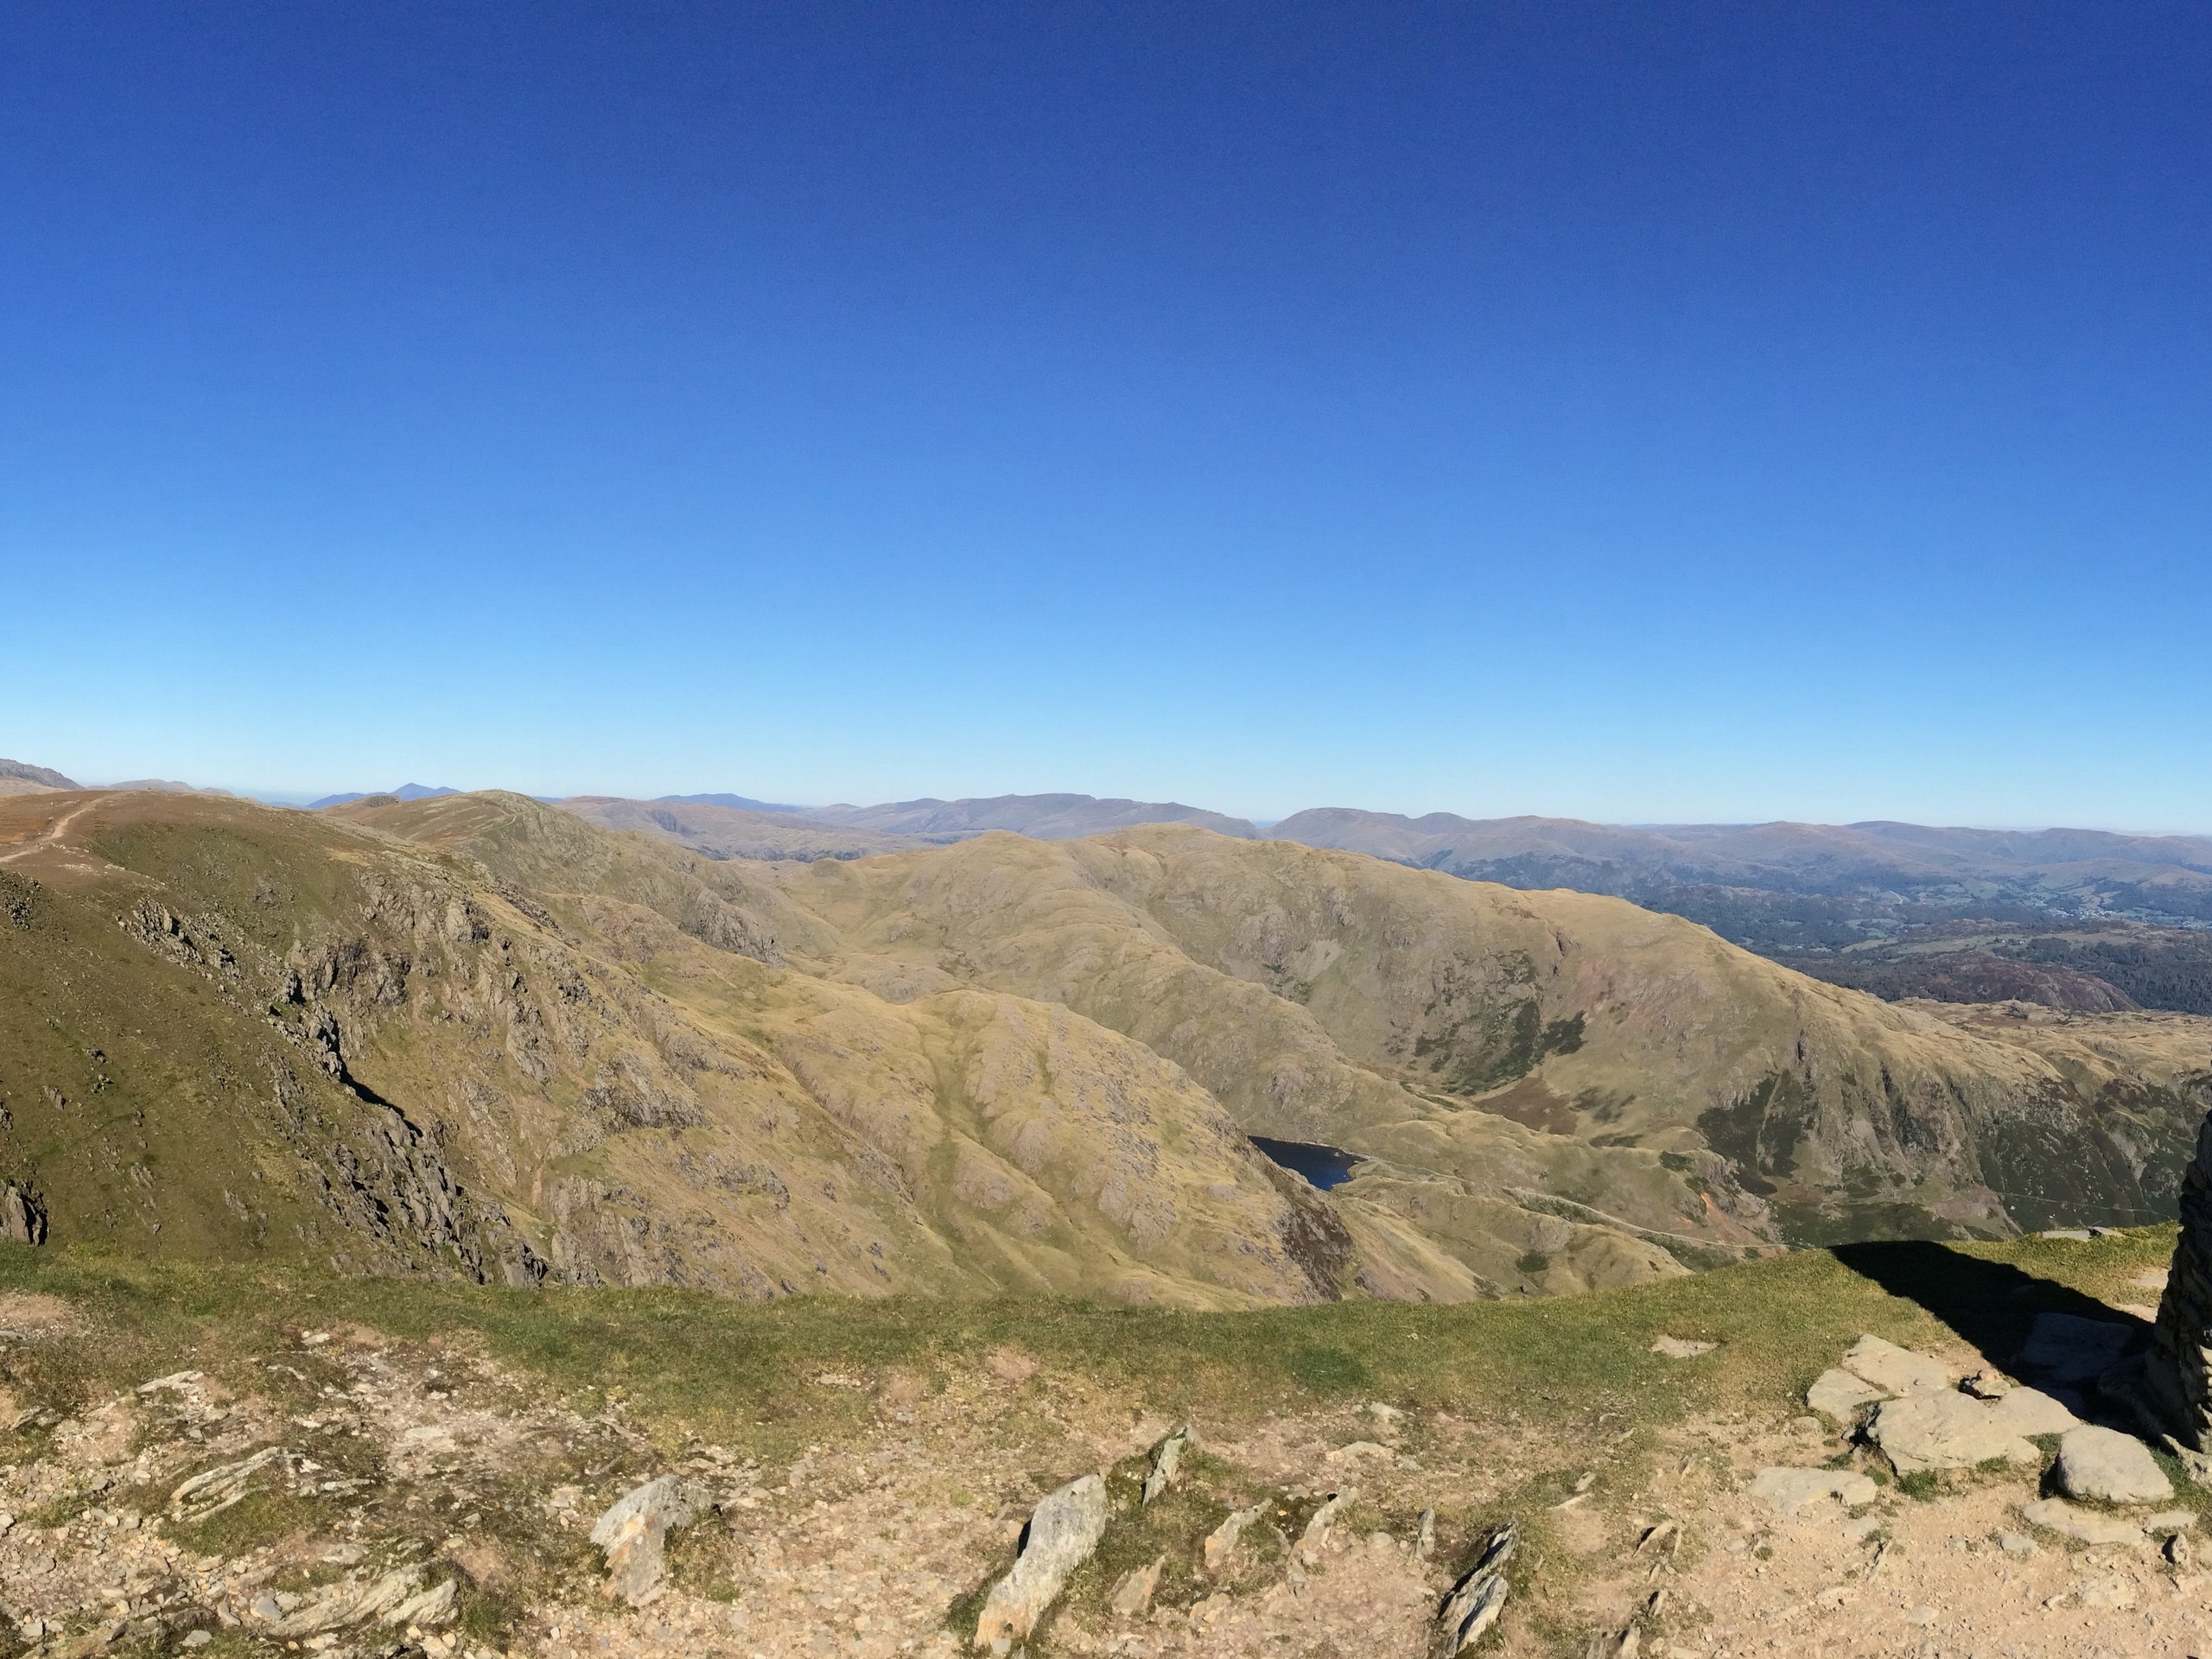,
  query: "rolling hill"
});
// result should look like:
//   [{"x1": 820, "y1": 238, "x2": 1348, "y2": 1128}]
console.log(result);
[{"x1": 3, "y1": 788, "x2": 2208, "y2": 1310}]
